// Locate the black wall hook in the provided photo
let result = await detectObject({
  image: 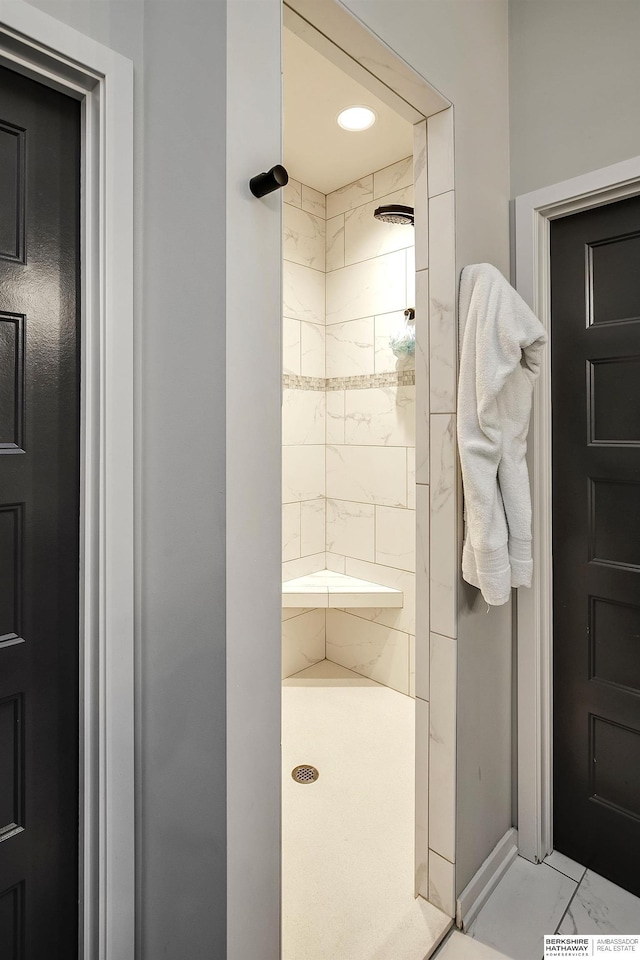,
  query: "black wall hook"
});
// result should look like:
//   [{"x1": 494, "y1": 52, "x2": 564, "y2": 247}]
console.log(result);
[{"x1": 250, "y1": 164, "x2": 289, "y2": 198}]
